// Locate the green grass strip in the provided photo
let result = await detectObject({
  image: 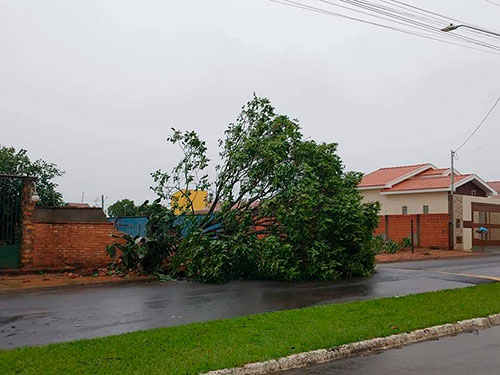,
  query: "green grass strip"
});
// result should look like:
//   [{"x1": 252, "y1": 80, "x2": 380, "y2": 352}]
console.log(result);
[{"x1": 2, "y1": 283, "x2": 500, "y2": 375}]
